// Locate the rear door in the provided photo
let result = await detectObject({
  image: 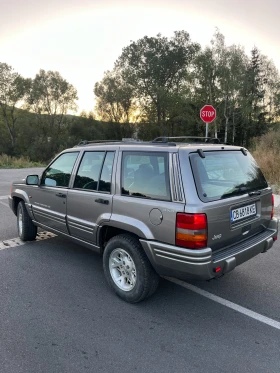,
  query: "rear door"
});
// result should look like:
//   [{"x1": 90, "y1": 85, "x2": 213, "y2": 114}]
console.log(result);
[
  {"x1": 113, "y1": 150, "x2": 185, "y2": 246},
  {"x1": 66, "y1": 149, "x2": 116, "y2": 244},
  {"x1": 187, "y1": 149, "x2": 272, "y2": 252}
]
